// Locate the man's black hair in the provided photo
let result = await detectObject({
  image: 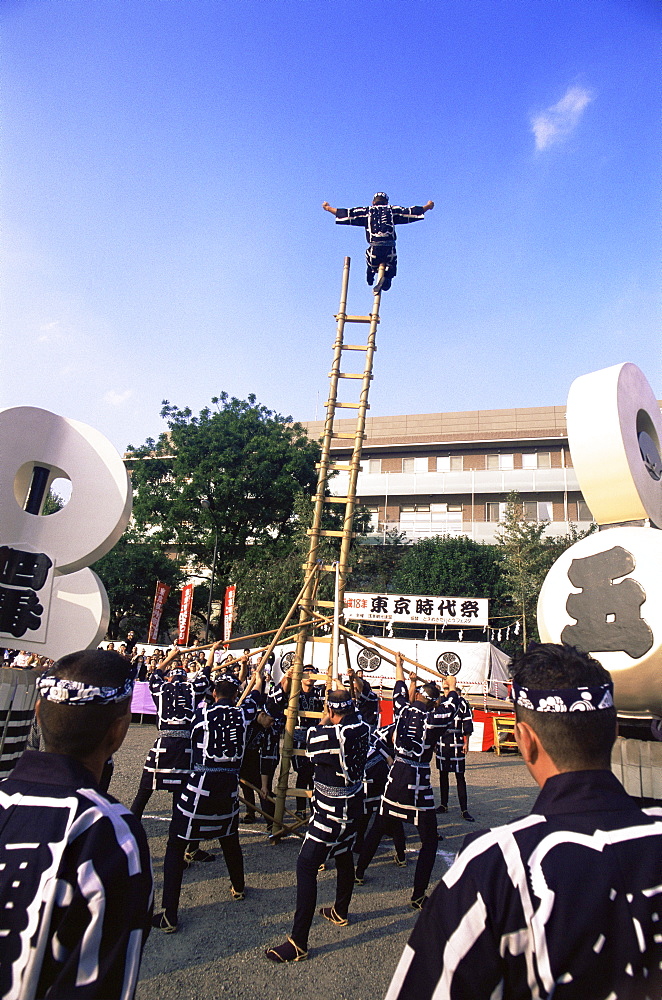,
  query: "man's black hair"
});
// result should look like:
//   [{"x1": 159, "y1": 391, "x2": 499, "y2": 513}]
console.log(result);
[
  {"x1": 421, "y1": 682, "x2": 441, "y2": 703},
  {"x1": 511, "y1": 643, "x2": 616, "y2": 771},
  {"x1": 215, "y1": 678, "x2": 239, "y2": 700},
  {"x1": 38, "y1": 649, "x2": 133, "y2": 759}
]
